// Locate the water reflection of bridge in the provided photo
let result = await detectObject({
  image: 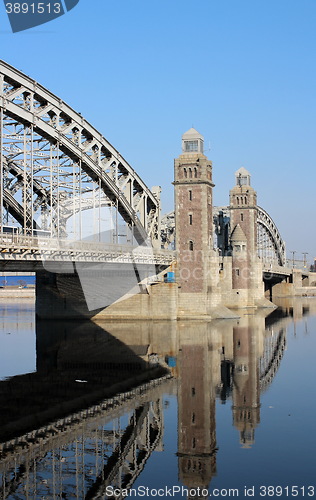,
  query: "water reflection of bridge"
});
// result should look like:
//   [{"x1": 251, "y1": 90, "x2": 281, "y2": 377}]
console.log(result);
[
  {"x1": 0, "y1": 298, "x2": 315, "y2": 498},
  {"x1": 0, "y1": 376, "x2": 173, "y2": 500}
]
